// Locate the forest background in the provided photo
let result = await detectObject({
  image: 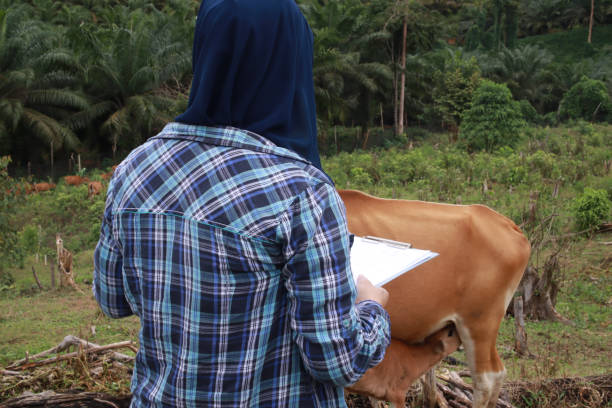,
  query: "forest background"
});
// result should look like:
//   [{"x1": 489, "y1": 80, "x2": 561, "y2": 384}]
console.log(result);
[{"x1": 0, "y1": 0, "x2": 611, "y2": 406}]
